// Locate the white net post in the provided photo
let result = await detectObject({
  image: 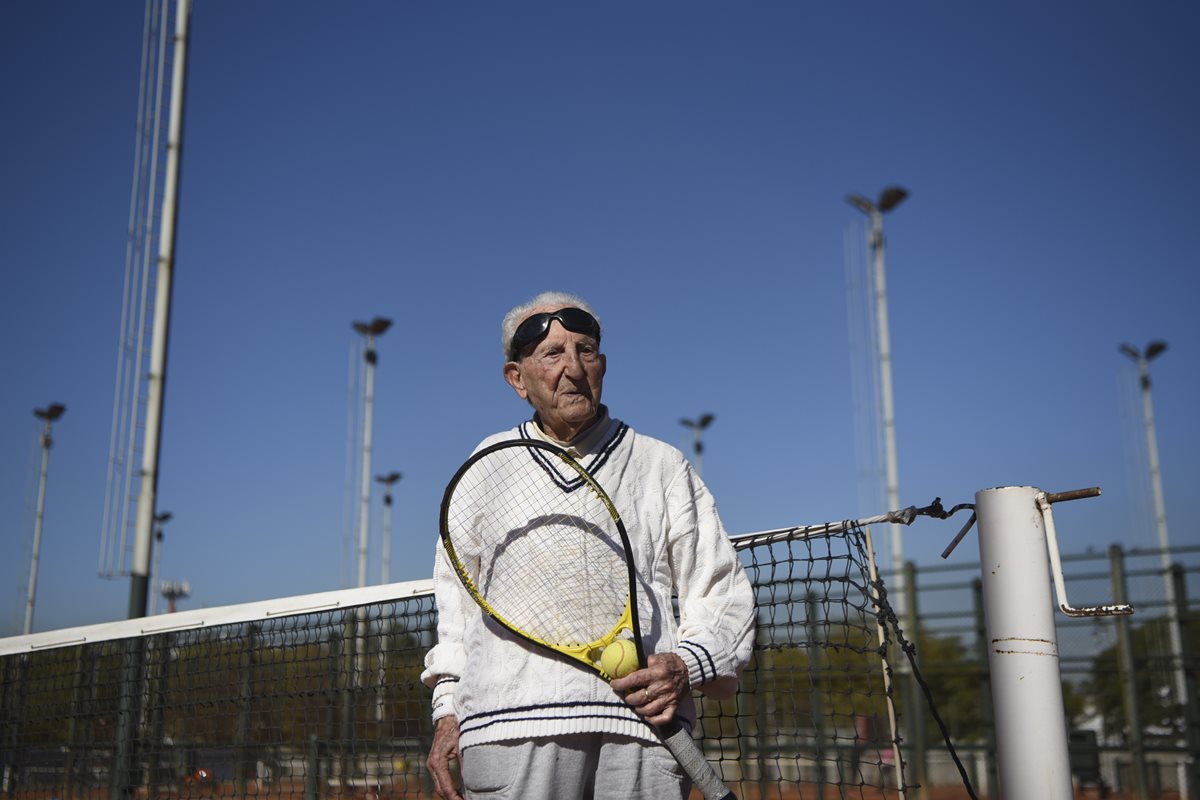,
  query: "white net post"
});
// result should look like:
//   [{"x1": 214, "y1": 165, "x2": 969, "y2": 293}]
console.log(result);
[{"x1": 974, "y1": 486, "x2": 1072, "y2": 799}]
